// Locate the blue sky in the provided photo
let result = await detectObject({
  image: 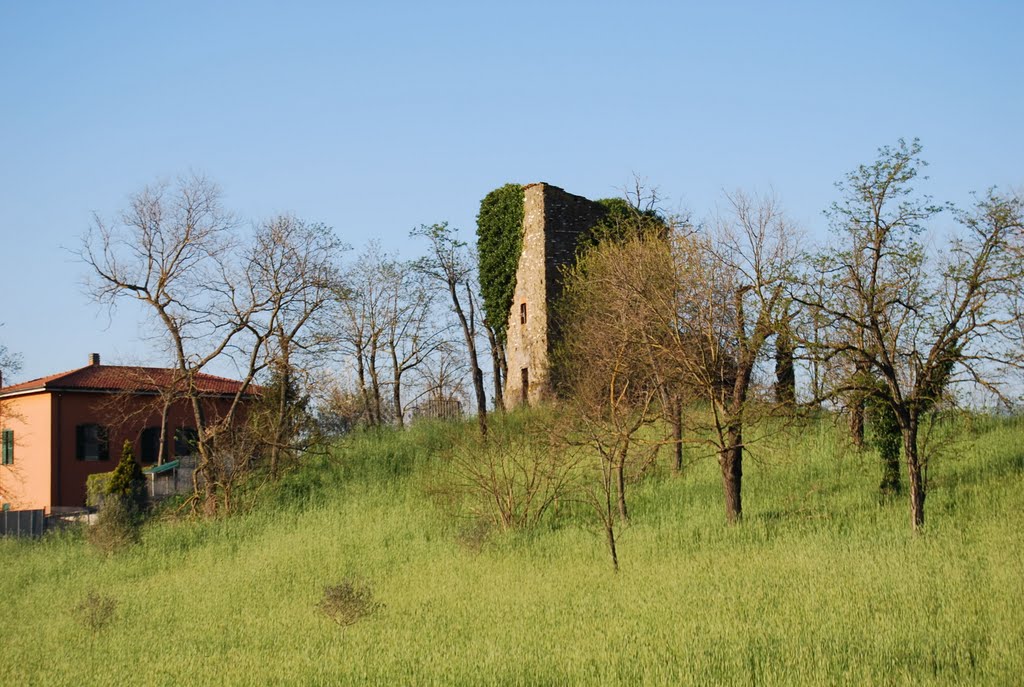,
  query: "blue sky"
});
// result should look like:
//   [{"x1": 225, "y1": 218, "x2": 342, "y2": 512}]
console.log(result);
[{"x1": 1, "y1": 1, "x2": 1021, "y2": 381}]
